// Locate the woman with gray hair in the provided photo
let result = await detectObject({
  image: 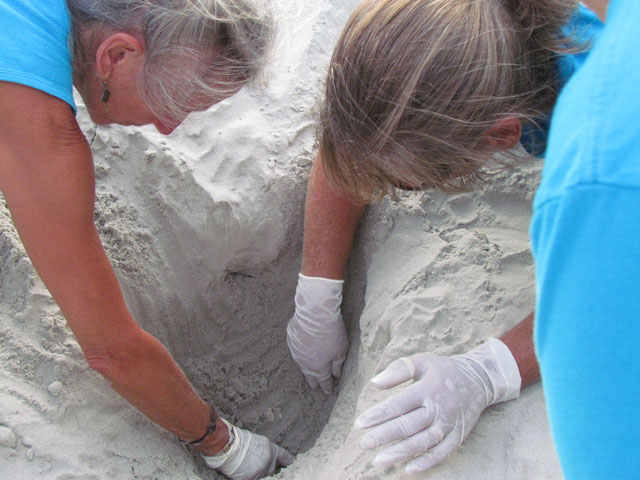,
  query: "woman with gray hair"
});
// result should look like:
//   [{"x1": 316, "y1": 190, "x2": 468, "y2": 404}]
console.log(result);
[{"x1": 0, "y1": 1, "x2": 293, "y2": 478}]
